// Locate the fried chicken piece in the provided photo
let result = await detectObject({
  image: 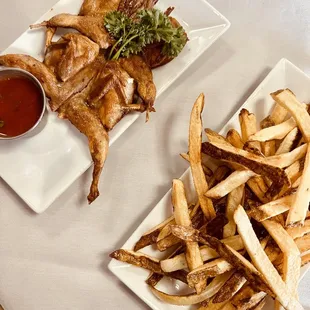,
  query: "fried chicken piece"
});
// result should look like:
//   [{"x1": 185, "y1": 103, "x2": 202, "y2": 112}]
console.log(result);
[
  {"x1": 87, "y1": 61, "x2": 136, "y2": 130},
  {"x1": 119, "y1": 55, "x2": 156, "y2": 120},
  {"x1": 0, "y1": 54, "x2": 59, "y2": 101},
  {"x1": 44, "y1": 33, "x2": 100, "y2": 82},
  {"x1": 45, "y1": 27, "x2": 57, "y2": 50},
  {"x1": 51, "y1": 56, "x2": 106, "y2": 111},
  {"x1": 80, "y1": 0, "x2": 121, "y2": 16},
  {"x1": 58, "y1": 92, "x2": 109, "y2": 204},
  {"x1": 118, "y1": 0, "x2": 158, "y2": 17},
  {"x1": 32, "y1": 14, "x2": 112, "y2": 49}
]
